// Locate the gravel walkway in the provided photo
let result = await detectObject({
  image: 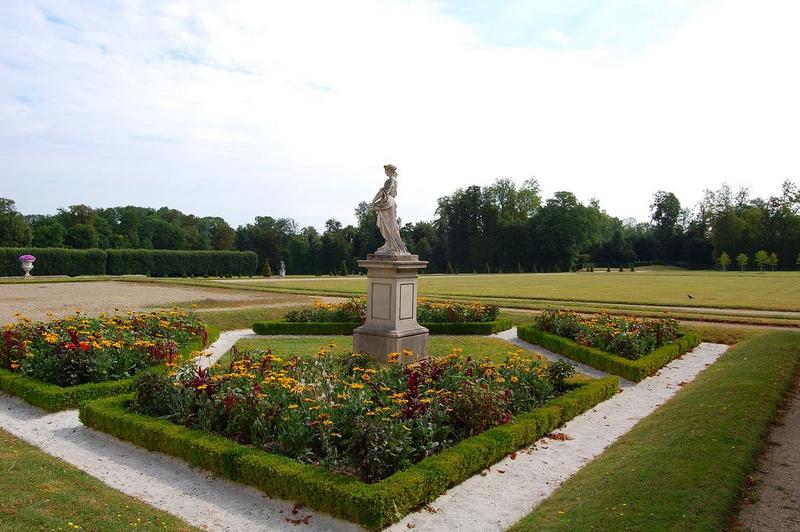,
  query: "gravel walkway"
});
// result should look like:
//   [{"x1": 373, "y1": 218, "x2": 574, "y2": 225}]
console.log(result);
[
  {"x1": 737, "y1": 372, "x2": 800, "y2": 531},
  {"x1": 0, "y1": 330, "x2": 727, "y2": 531}
]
